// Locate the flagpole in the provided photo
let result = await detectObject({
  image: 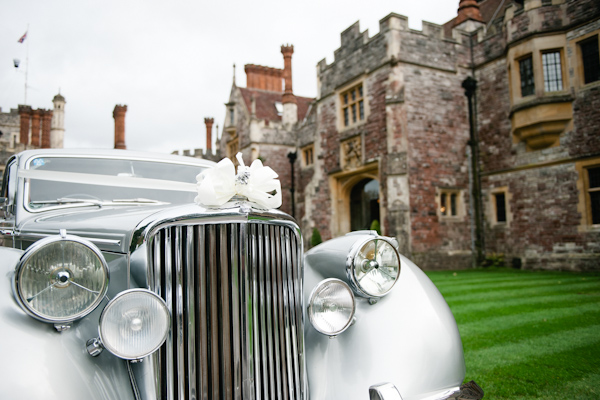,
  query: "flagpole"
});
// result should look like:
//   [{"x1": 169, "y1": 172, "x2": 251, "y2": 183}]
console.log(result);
[{"x1": 24, "y1": 23, "x2": 29, "y2": 105}]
